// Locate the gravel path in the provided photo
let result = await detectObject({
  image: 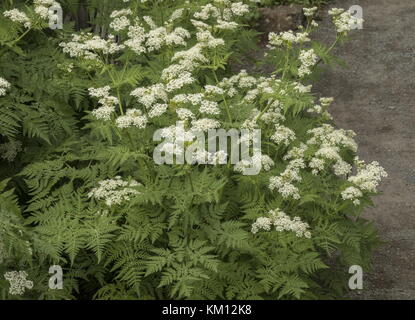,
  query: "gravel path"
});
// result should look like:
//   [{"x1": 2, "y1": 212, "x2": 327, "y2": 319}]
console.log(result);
[{"x1": 312, "y1": 0, "x2": 415, "y2": 299}]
